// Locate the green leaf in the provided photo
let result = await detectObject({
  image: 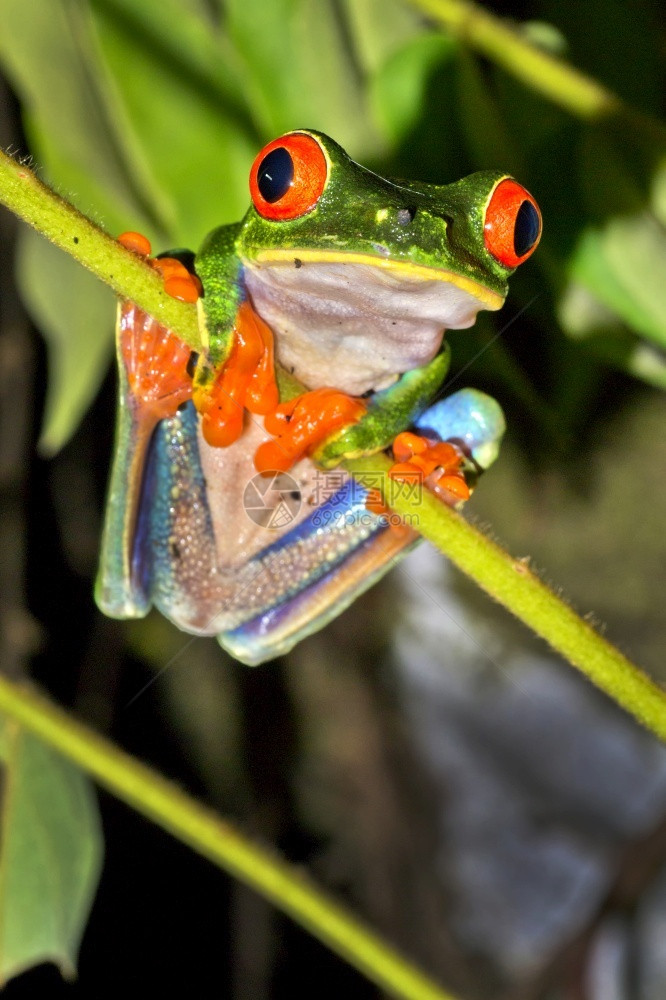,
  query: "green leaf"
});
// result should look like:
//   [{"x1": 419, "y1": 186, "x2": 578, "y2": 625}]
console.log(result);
[
  {"x1": 455, "y1": 51, "x2": 520, "y2": 173},
  {"x1": 0, "y1": 0, "x2": 153, "y2": 227},
  {"x1": 370, "y1": 33, "x2": 457, "y2": 147},
  {"x1": 342, "y1": 0, "x2": 426, "y2": 75},
  {"x1": 566, "y1": 226, "x2": 666, "y2": 351},
  {"x1": 92, "y1": 0, "x2": 249, "y2": 112},
  {"x1": 571, "y1": 128, "x2": 666, "y2": 349},
  {"x1": 0, "y1": 714, "x2": 103, "y2": 985},
  {"x1": 225, "y1": 0, "x2": 378, "y2": 156},
  {"x1": 16, "y1": 229, "x2": 115, "y2": 454},
  {"x1": 89, "y1": 0, "x2": 257, "y2": 246}
]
